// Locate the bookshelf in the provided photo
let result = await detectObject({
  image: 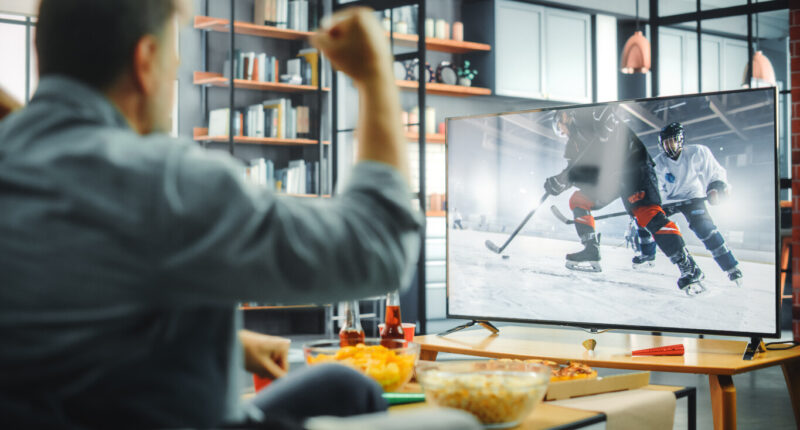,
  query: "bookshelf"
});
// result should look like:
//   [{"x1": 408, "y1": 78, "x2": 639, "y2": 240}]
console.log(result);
[
  {"x1": 193, "y1": 71, "x2": 330, "y2": 93},
  {"x1": 195, "y1": 15, "x2": 491, "y2": 57},
  {"x1": 195, "y1": 0, "x2": 331, "y2": 323}
]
